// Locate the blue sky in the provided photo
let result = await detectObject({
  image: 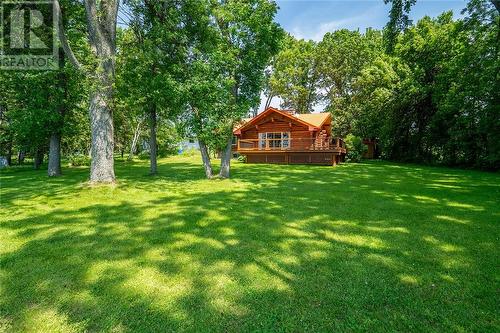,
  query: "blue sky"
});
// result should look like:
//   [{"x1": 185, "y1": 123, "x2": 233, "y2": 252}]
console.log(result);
[{"x1": 275, "y1": 0, "x2": 467, "y2": 41}]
